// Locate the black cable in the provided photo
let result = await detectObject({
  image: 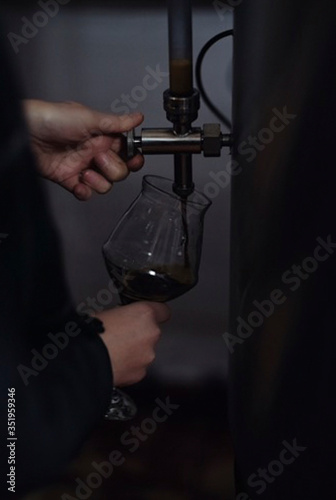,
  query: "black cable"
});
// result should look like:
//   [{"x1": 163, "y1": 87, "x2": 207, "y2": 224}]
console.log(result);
[{"x1": 195, "y1": 29, "x2": 234, "y2": 130}]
